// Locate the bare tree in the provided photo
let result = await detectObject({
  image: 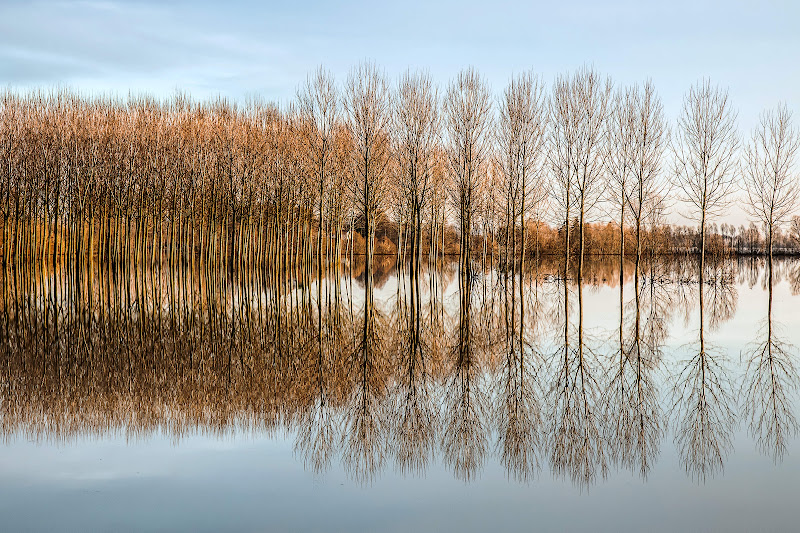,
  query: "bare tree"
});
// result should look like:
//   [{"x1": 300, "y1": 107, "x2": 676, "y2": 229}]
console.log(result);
[
  {"x1": 342, "y1": 62, "x2": 392, "y2": 483},
  {"x1": 492, "y1": 71, "x2": 549, "y2": 481},
  {"x1": 743, "y1": 103, "x2": 800, "y2": 260},
  {"x1": 627, "y1": 81, "x2": 668, "y2": 273},
  {"x1": 394, "y1": 69, "x2": 441, "y2": 274},
  {"x1": 604, "y1": 85, "x2": 668, "y2": 476},
  {"x1": 605, "y1": 86, "x2": 637, "y2": 277},
  {"x1": 548, "y1": 66, "x2": 612, "y2": 275},
  {"x1": 297, "y1": 65, "x2": 339, "y2": 272},
  {"x1": 673, "y1": 79, "x2": 739, "y2": 275},
  {"x1": 296, "y1": 67, "x2": 342, "y2": 450},
  {"x1": 496, "y1": 70, "x2": 549, "y2": 271},
  {"x1": 389, "y1": 72, "x2": 440, "y2": 477},
  {"x1": 344, "y1": 61, "x2": 392, "y2": 283},
  {"x1": 445, "y1": 67, "x2": 493, "y2": 279}
]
